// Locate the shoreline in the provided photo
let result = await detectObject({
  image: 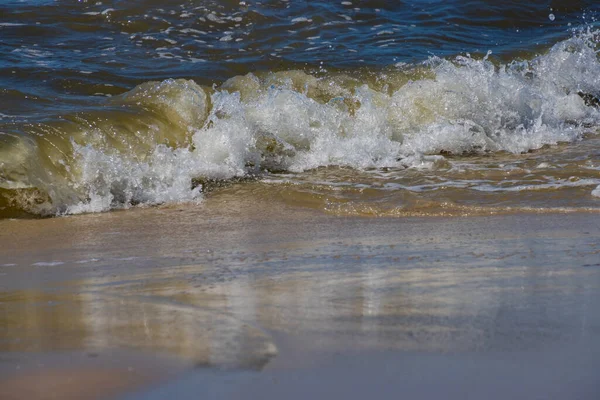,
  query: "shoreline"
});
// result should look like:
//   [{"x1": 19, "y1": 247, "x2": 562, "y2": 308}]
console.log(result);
[{"x1": 1, "y1": 195, "x2": 599, "y2": 399}]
